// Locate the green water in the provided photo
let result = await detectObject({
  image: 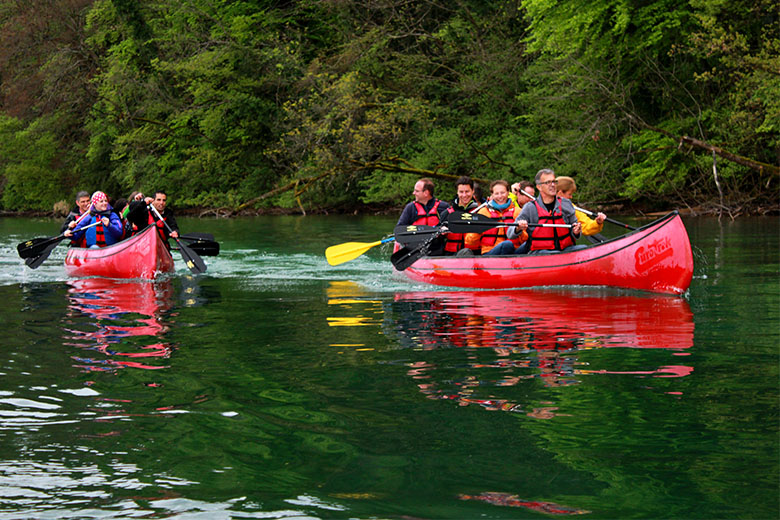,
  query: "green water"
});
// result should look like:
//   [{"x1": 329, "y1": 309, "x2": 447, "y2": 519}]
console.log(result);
[{"x1": 0, "y1": 215, "x2": 777, "y2": 519}]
